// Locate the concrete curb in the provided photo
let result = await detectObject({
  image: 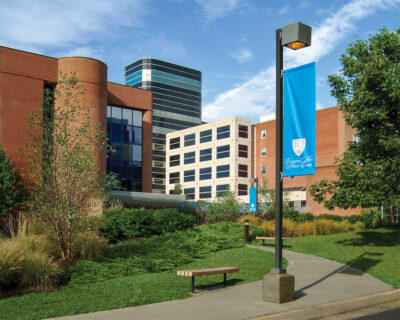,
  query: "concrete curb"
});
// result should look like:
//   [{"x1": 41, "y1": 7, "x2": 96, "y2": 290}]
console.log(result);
[{"x1": 246, "y1": 289, "x2": 400, "y2": 320}]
